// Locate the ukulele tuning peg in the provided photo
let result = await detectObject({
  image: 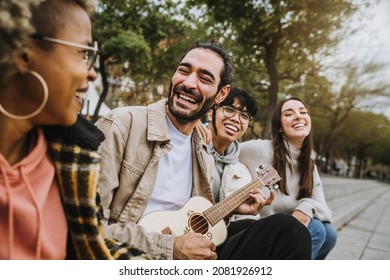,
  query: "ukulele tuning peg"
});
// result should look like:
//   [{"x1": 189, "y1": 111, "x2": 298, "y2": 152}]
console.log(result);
[
  {"x1": 255, "y1": 165, "x2": 264, "y2": 174},
  {"x1": 273, "y1": 184, "x2": 279, "y2": 190}
]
